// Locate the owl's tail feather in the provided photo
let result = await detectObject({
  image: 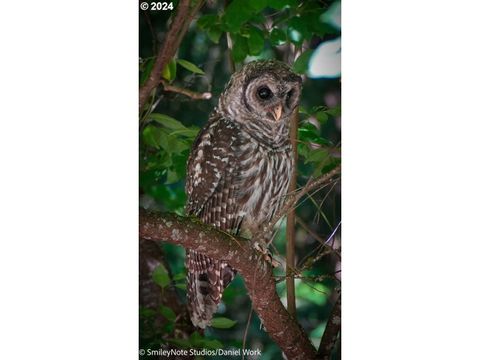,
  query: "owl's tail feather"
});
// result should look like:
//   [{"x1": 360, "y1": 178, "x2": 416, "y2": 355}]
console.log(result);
[{"x1": 186, "y1": 249, "x2": 236, "y2": 328}]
